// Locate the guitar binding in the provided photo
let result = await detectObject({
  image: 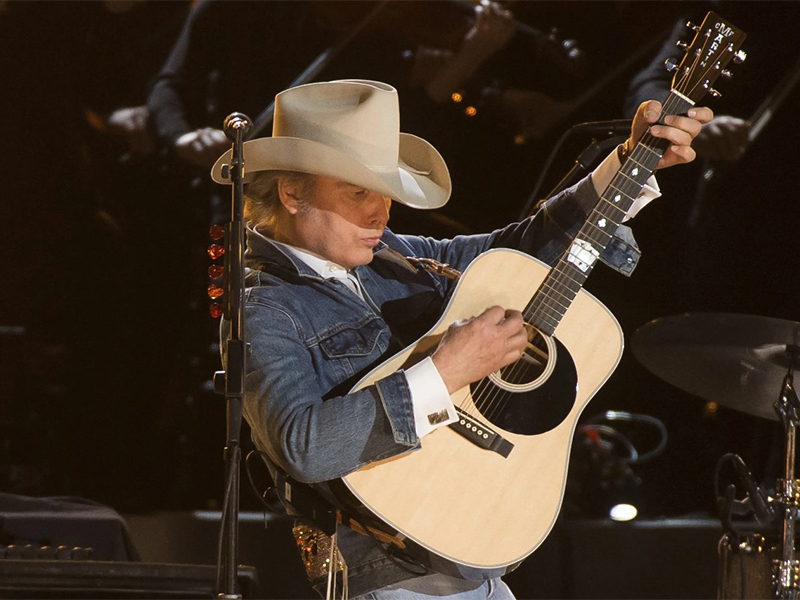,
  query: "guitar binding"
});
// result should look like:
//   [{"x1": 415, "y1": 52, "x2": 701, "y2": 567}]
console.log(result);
[{"x1": 488, "y1": 323, "x2": 557, "y2": 393}]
